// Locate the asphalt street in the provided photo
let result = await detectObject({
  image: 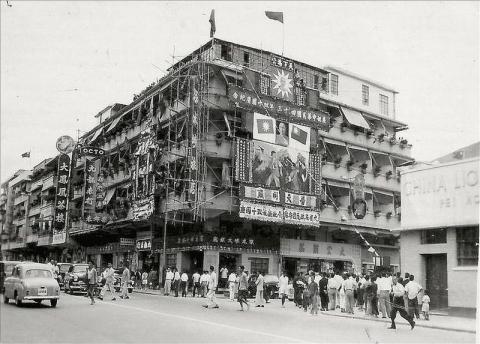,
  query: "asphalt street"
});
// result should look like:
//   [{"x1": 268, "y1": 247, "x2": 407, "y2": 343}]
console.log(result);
[{"x1": 0, "y1": 292, "x2": 476, "y2": 343}]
